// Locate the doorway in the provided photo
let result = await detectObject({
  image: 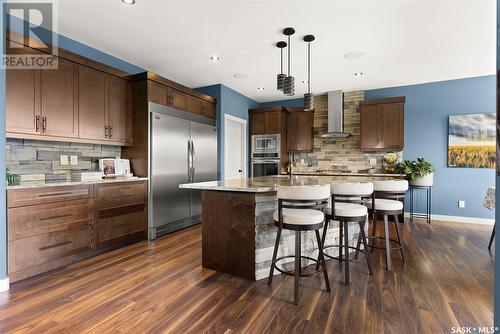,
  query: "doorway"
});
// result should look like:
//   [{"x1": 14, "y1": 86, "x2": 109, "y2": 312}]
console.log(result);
[{"x1": 224, "y1": 114, "x2": 247, "y2": 180}]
